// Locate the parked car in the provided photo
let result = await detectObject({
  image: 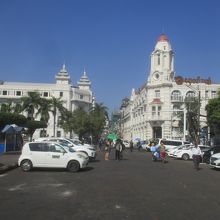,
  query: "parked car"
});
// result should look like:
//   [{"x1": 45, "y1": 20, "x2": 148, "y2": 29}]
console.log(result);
[
  {"x1": 140, "y1": 140, "x2": 149, "y2": 150},
  {"x1": 70, "y1": 139, "x2": 94, "y2": 149},
  {"x1": 172, "y1": 144, "x2": 209, "y2": 161},
  {"x1": 210, "y1": 152, "x2": 220, "y2": 169},
  {"x1": 156, "y1": 139, "x2": 191, "y2": 151},
  {"x1": 202, "y1": 146, "x2": 220, "y2": 164},
  {"x1": 35, "y1": 137, "x2": 96, "y2": 160},
  {"x1": 172, "y1": 146, "x2": 194, "y2": 160},
  {"x1": 166, "y1": 145, "x2": 189, "y2": 157},
  {"x1": 18, "y1": 141, "x2": 89, "y2": 172},
  {"x1": 122, "y1": 140, "x2": 130, "y2": 148}
]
